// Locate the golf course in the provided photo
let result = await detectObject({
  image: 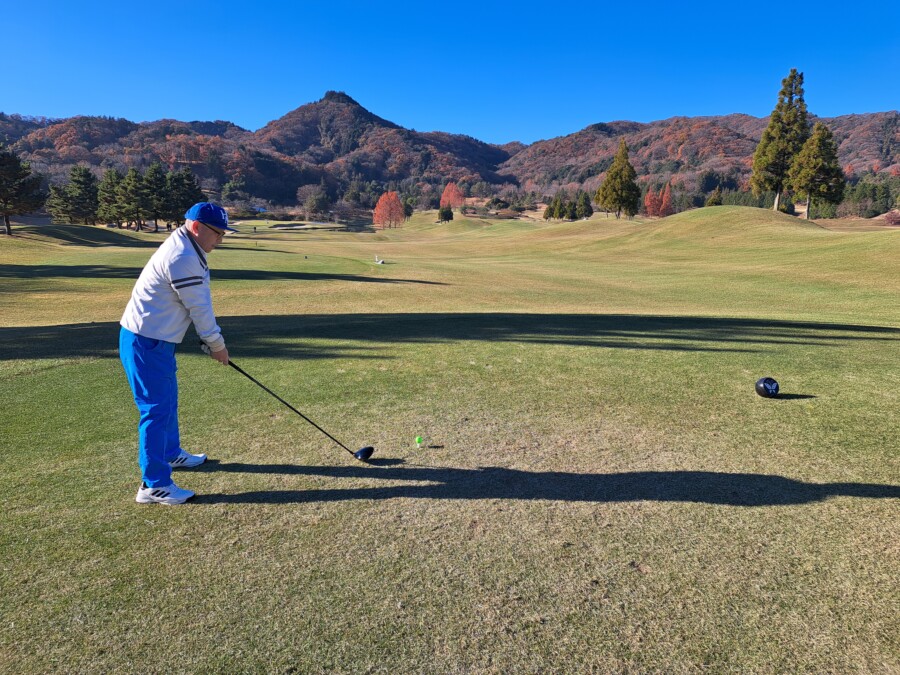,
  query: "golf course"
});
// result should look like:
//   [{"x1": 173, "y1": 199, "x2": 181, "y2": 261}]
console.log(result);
[{"x1": 1, "y1": 206, "x2": 898, "y2": 672}]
